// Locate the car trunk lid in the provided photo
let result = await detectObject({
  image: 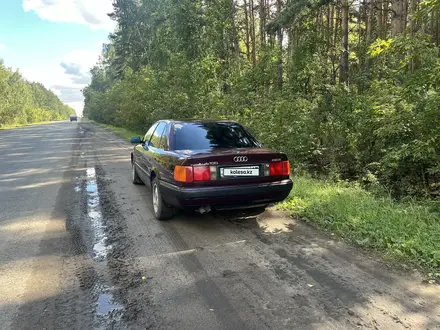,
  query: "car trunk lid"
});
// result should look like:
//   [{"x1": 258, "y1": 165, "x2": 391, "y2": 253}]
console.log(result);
[{"x1": 175, "y1": 148, "x2": 290, "y2": 186}]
